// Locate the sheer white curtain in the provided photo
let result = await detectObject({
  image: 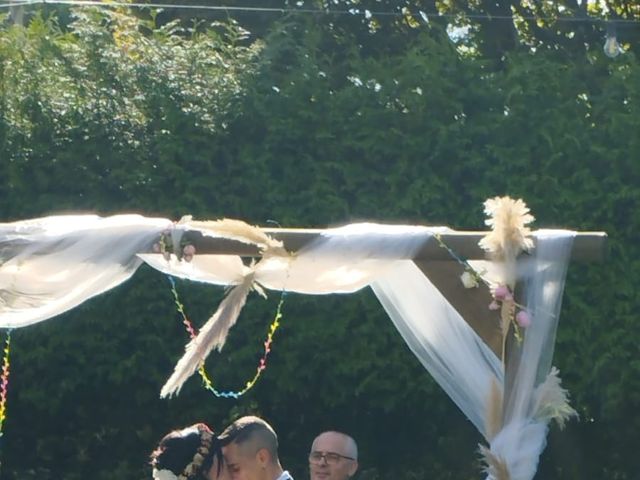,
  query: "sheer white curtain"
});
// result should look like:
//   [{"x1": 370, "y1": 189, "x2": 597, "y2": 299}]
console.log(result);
[
  {"x1": 142, "y1": 223, "x2": 444, "y2": 294},
  {"x1": 489, "y1": 231, "x2": 575, "y2": 480},
  {"x1": 0, "y1": 215, "x2": 576, "y2": 479},
  {"x1": 372, "y1": 260, "x2": 503, "y2": 438},
  {"x1": 371, "y1": 231, "x2": 575, "y2": 480},
  {"x1": 0, "y1": 215, "x2": 171, "y2": 327},
  {"x1": 1, "y1": 218, "x2": 440, "y2": 325}
]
